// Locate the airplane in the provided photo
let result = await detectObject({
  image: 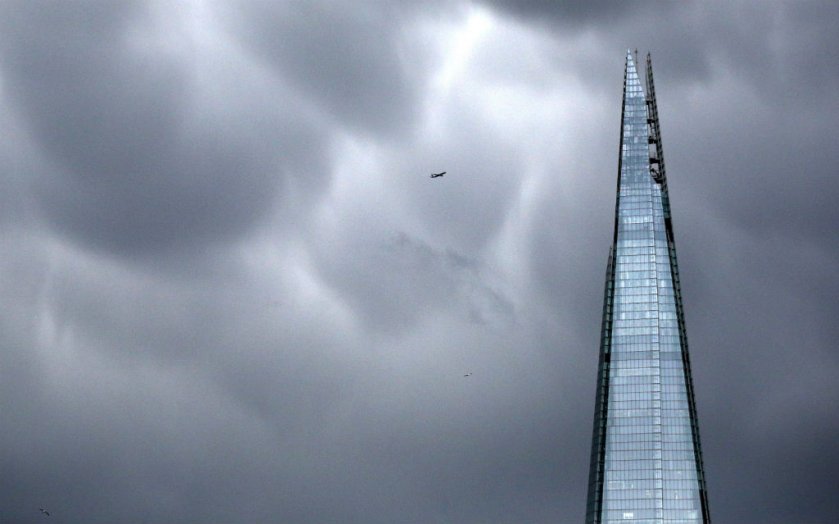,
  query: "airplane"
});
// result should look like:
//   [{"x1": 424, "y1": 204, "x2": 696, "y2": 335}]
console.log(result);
[
  {"x1": 463, "y1": 373, "x2": 472, "y2": 377},
  {"x1": 430, "y1": 171, "x2": 446, "y2": 178}
]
